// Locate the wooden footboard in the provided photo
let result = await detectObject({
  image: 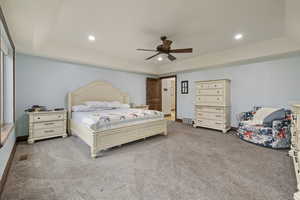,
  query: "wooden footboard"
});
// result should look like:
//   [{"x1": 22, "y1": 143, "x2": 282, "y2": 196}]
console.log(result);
[{"x1": 70, "y1": 119, "x2": 167, "y2": 158}]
